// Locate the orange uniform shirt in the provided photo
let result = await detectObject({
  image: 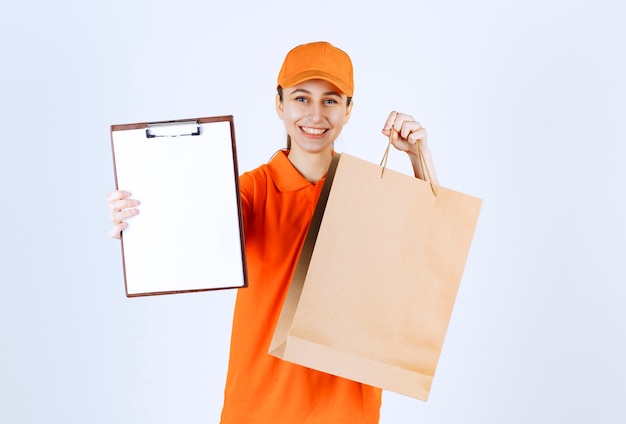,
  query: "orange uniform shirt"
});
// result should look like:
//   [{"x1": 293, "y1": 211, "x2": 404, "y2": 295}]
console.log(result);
[{"x1": 220, "y1": 151, "x2": 382, "y2": 423}]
